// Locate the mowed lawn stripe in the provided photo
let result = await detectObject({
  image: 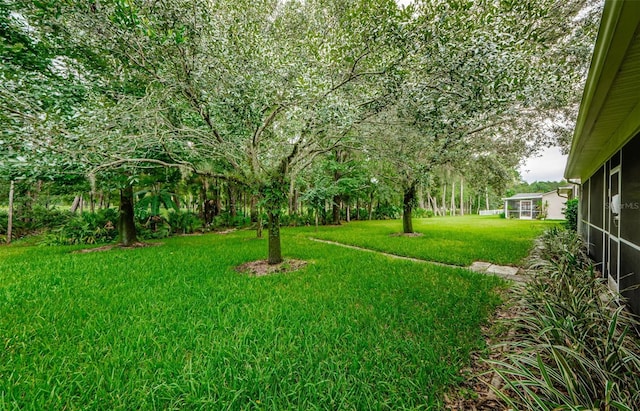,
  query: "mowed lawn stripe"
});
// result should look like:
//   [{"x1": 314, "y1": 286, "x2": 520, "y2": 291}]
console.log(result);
[
  {"x1": 0, "y1": 230, "x2": 504, "y2": 410},
  {"x1": 294, "y1": 215, "x2": 558, "y2": 266}
]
